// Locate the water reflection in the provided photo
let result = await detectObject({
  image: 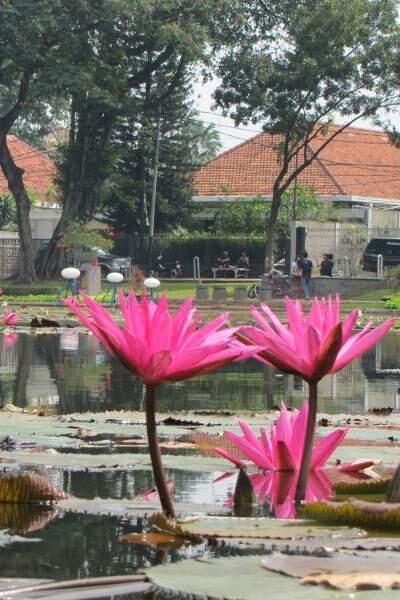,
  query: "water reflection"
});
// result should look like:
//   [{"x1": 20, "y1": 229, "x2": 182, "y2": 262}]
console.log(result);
[
  {"x1": 0, "y1": 332, "x2": 399, "y2": 414},
  {"x1": 217, "y1": 470, "x2": 332, "y2": 519}
]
